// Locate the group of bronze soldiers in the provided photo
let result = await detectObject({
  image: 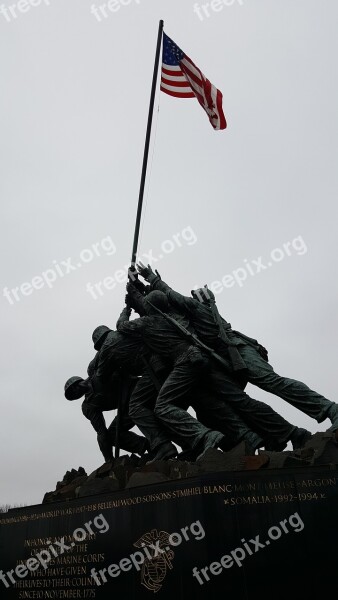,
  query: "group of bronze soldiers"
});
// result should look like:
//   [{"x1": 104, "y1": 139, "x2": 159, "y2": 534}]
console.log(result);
[{"x1": 65, "y1": 265, "x2": 338, "y2": 463}]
